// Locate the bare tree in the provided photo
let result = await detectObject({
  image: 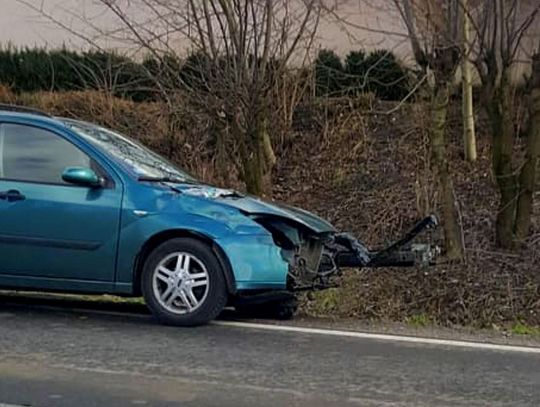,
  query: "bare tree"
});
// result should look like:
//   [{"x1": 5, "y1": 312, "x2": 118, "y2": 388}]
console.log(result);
[
  {"x1": 128, "y1": 0, "x2": 327, "y2": 195},
  {"x1": 469, "y1": 0, "x2": 540, "y2": 247},
  {"x1": 19, "y1": 0, "x2": 327, "y2": 196},
  {"x1": 514, "y1": 41, "x2": 540, "y2": 242},
  {"x1": 461, "y1": 0, "x2": 477, "y2": 162},
  {"x1": 391, "y1": 0, "x2": 464, "y2": 260}
]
